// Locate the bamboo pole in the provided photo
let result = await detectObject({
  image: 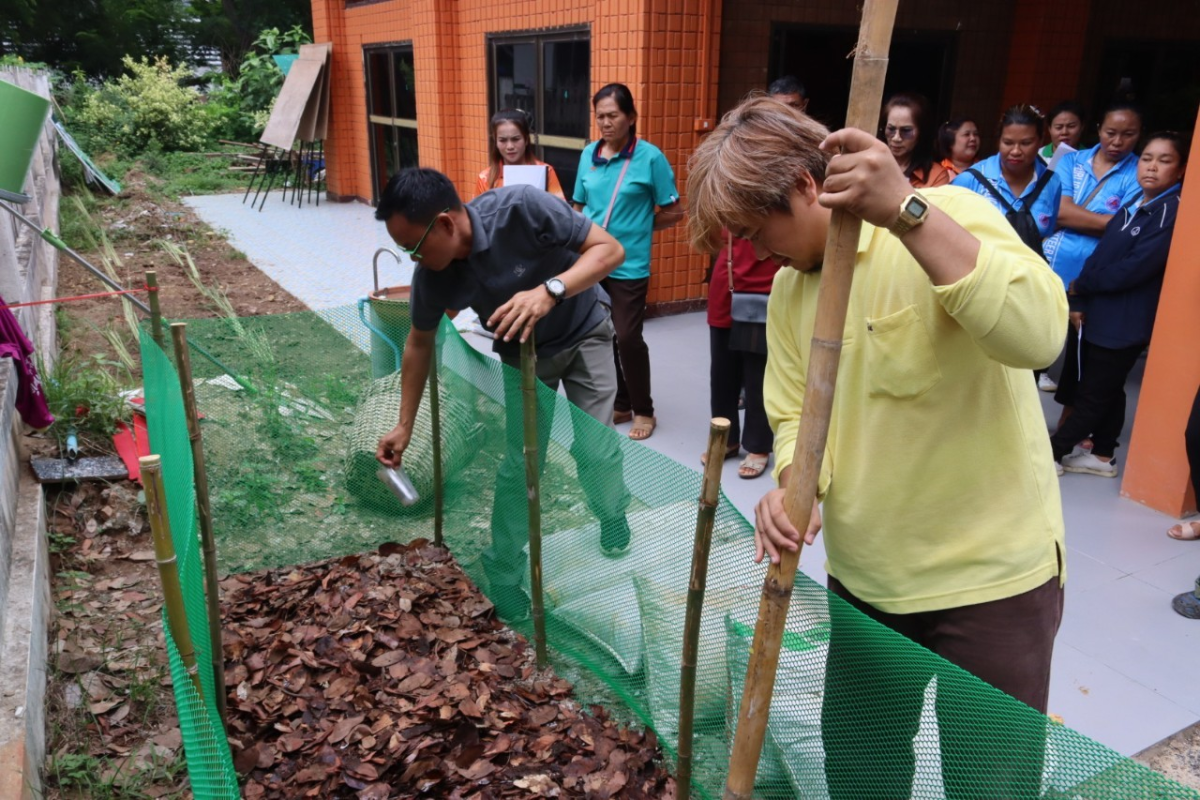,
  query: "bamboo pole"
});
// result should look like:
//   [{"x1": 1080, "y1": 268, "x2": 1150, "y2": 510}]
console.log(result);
[
  {"x1": 170, "y1": 323, "x2": 229, "y2": 726},
  {"x1": 429, "y1": 338, "x2": 445, "y2": 547},
  {"x1": 521, "y1": 335, "x2": 548, "y2": 669},
  {"x1": 141, "y1": 455, "x2": 204, "y2": 698},
  {"x1": 723, "y1": 1, "x2": 899, "y2": 796},
  {"x1": 145, "y1": 269, "x2": 165, "y2": 351},
  {"x1": 678, "y1": 417, "x2": 732, "y2": 797}
]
